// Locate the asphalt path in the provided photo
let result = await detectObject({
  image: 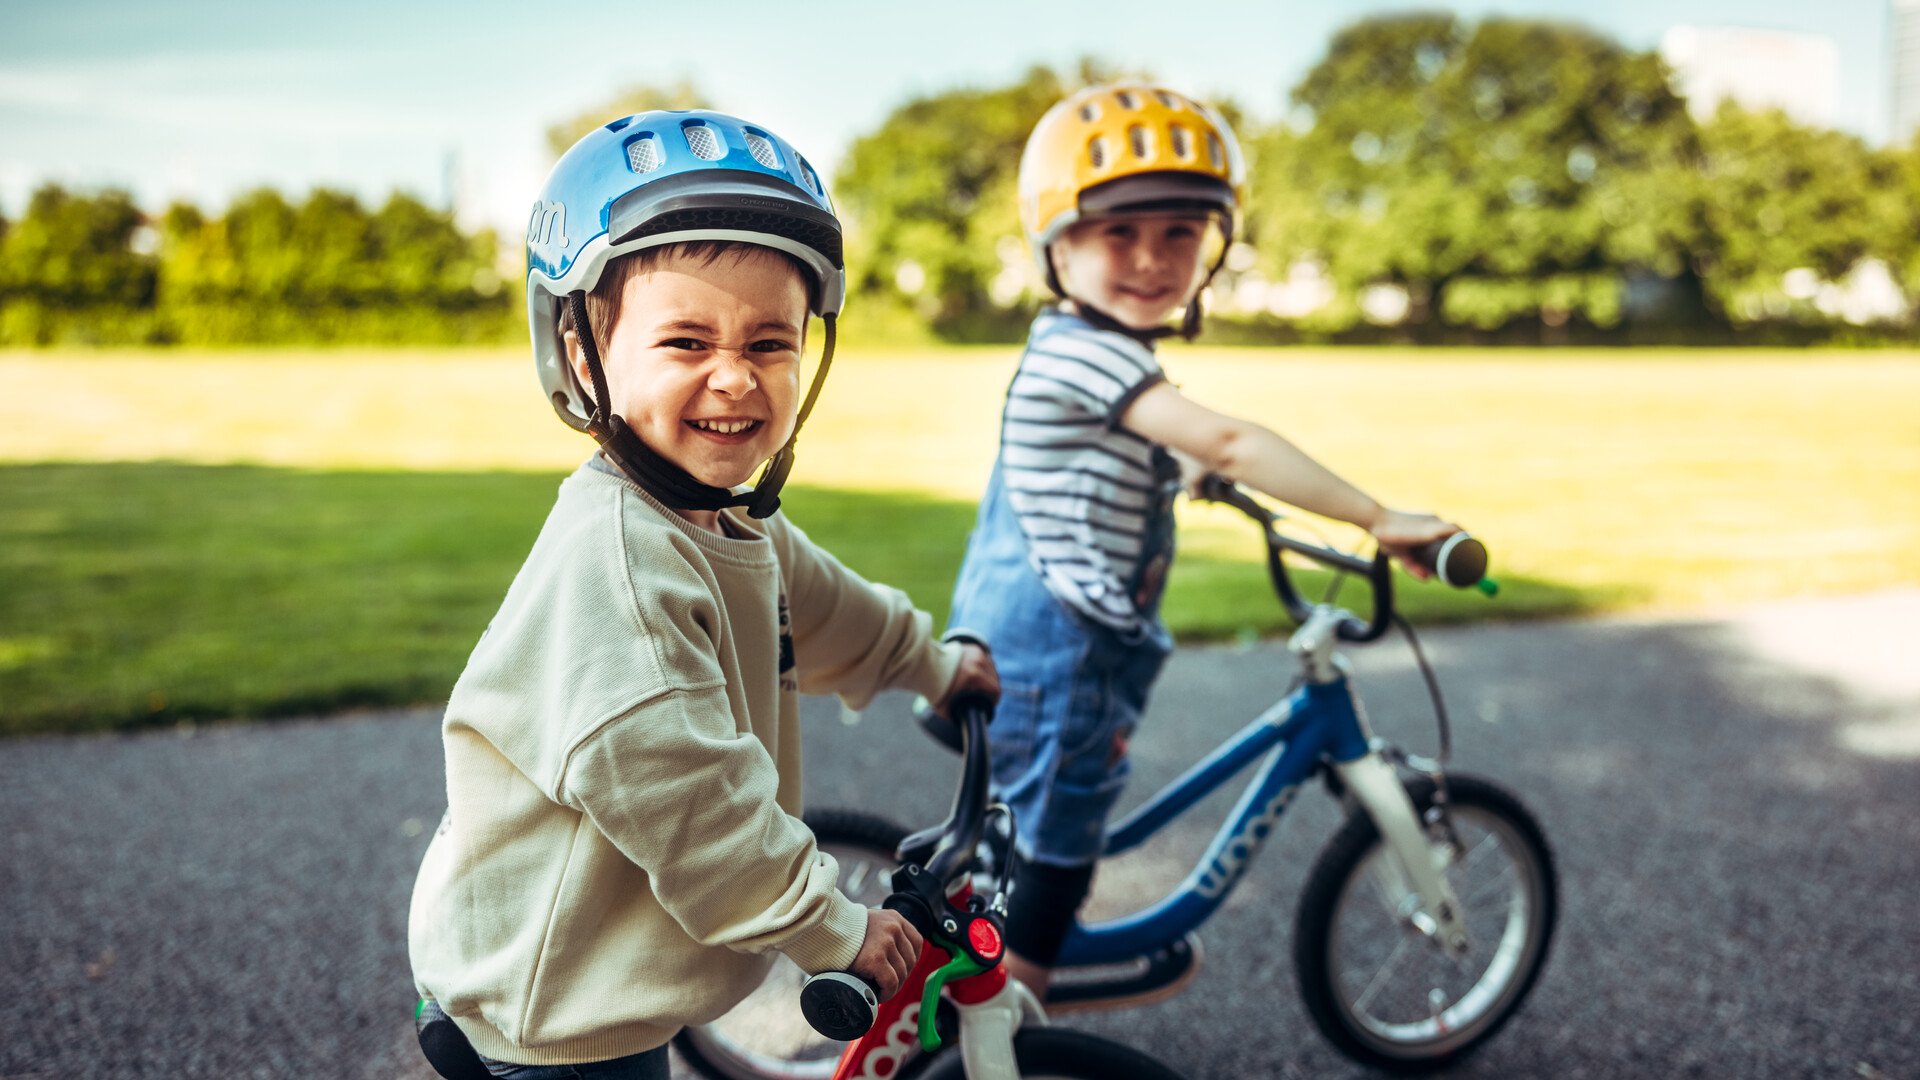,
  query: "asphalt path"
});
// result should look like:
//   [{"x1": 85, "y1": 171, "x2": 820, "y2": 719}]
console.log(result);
[{"x1": 4, "y1": 592, "x2": 1917, "y2": 1079}]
